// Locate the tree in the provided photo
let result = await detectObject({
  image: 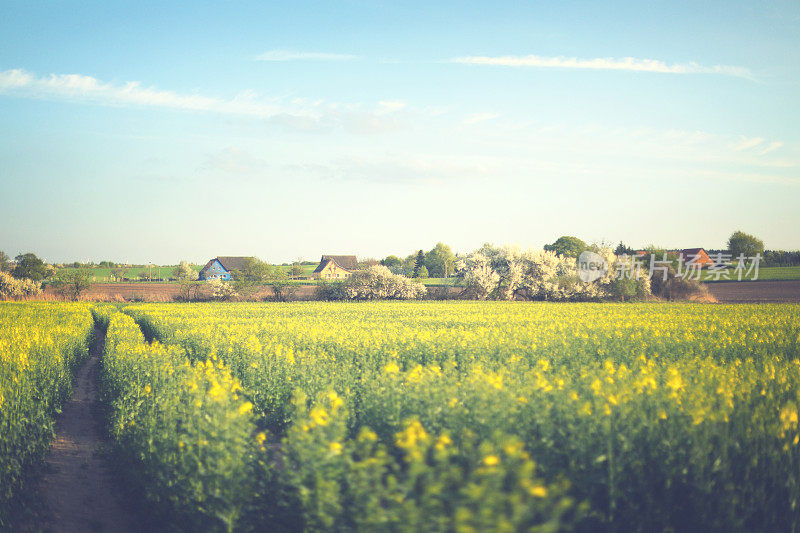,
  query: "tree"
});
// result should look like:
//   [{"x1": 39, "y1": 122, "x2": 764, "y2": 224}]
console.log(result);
[
  {"x1": 381, "y1": 255, "x2": 403, "y2": 272},
  {"x1": 543, "y1": 236, "x2": 588, "y2": 259},
  {"x1": 289, "y1": 262, "x2": 304, "y2": 278},
  {"x1": 415, "y1": 265, "x2": 429, "y2": 279},
  {"x1": 342, "y1": 266, "x2": 427, "y2": 300},
  {"x1": 13, "y1": 253, "x2": 47, "y2": 282},
  {"x1": 231, "y1": 257, "x2": 274, "y2": 298},
  {"x1": 270, "y1": 270, "x2": 298, "y2": 302},
  {"x1": 111, "y1": 266, "x2": 129, "y2": 281},
  {"x1": 179, "y1": 278, "x2": 202, "y2": 300},
  {"x1": 424, "y1": 242, "x2": 455, "y2": 278},
  {"x1": 402, "y1": 254, "x2": 417, "y2": 277},
  {"x1": 173, "y1": 261, "x2": 198, "y2": 281},
  {"x1": 456, "y1": 243, "x2": 648, "y2": 301},
  {"x1": 727, "y1": 230, "x2": 764, "y2": 258},
  {"x1": 52, "y1": 268, "x2": 92, "y2": 301},
  {"x1": 357, "y1": 258, "x2": 379, "y2": 269},
  {"x1": 0, "y1": 271, "x2": 41, "y2": 299},
  {"x1": 0, "y1": 251, "x2": 9, "y2": 272},
  {"x1": 207, "y1": 278, "x2": 237, "y2": 301},
  {"x1": 614, "y1": 242, "x2": 634, "y2": 256},
  {"x1": 412, "y1": 250, "x2": 425, "y2": 278}
]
